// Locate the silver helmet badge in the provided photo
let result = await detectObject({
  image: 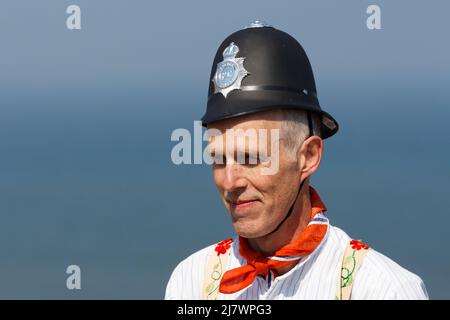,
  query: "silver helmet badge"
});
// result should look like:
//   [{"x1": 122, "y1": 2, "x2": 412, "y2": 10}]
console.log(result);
[{"x1": 212, "y1": 42, "x2": 250, "y2": 98}]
